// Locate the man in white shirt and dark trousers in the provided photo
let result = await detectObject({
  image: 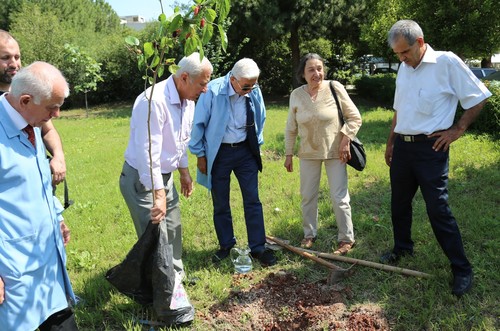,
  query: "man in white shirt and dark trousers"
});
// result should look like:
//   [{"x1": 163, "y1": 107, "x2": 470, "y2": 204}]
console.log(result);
[
  {"x1": 119, "y1": 53, "x2": 213, "y2": 277},
  {"x1": 381, "y1": 20, "x2": 491, "y2": 296}
]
